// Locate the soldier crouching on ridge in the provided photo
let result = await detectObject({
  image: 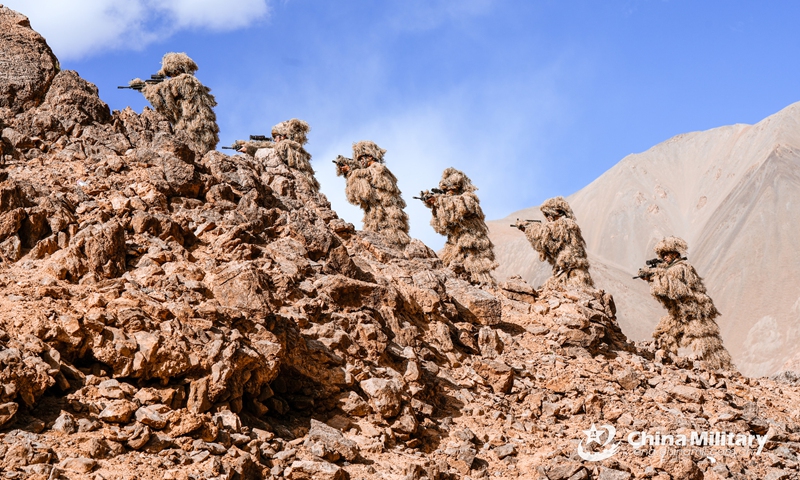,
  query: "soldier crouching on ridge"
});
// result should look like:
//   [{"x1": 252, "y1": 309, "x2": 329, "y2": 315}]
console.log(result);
[
  {"x1": 513, "y1": 196, "x2": 594, "y2": 289},
  {"x1": 419, "y1": 167, "x2": 498, "y2": 285},
  {"x1": 131, "y1": 52, "x2": 219, "y2": 155},
  {"x1": 232, "y1": 135, "x2": 272, "y2": 157},
  {"x1": 635, "y1": 236, "x2": 734, "y2": 370},
  {"x1": 257, "y1": 119, "x2": 320, "y2": 195},
  {"x1": 335, "y1": 141, "x2": 411, "y2": 248}
]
